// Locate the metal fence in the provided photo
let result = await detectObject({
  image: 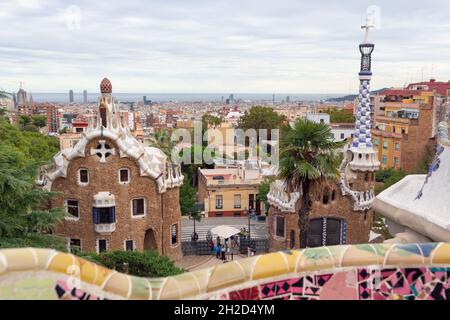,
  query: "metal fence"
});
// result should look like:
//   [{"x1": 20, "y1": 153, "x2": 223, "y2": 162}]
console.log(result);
[{"x1": 181, "y1": 238, "x2": 269, "y2": 256}]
